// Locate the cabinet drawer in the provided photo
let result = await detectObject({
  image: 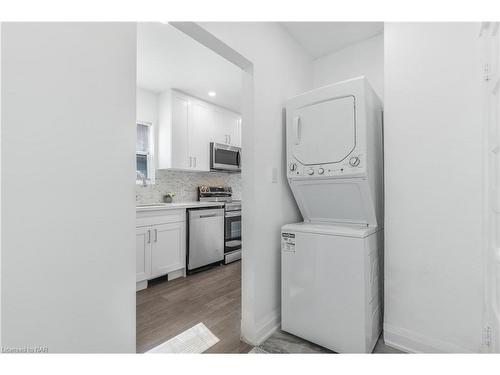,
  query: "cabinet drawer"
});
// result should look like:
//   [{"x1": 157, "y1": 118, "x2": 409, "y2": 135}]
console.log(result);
[{"x1": 136, "y1": 209, "x2": 185, "y2": 227}]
